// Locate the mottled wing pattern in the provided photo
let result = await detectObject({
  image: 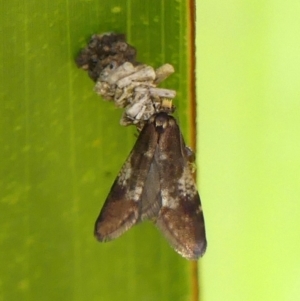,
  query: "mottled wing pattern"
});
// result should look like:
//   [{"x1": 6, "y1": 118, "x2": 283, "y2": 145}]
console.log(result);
[
  {"x1": 94, "y1": 121, "x2": 159, "y2": 241},
  {"x1": 154, "y1": 114, "x2": 207, "y2": 260},
  {"x1": 94, "y1": 112, "x2": 206, "y2": 260}
]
